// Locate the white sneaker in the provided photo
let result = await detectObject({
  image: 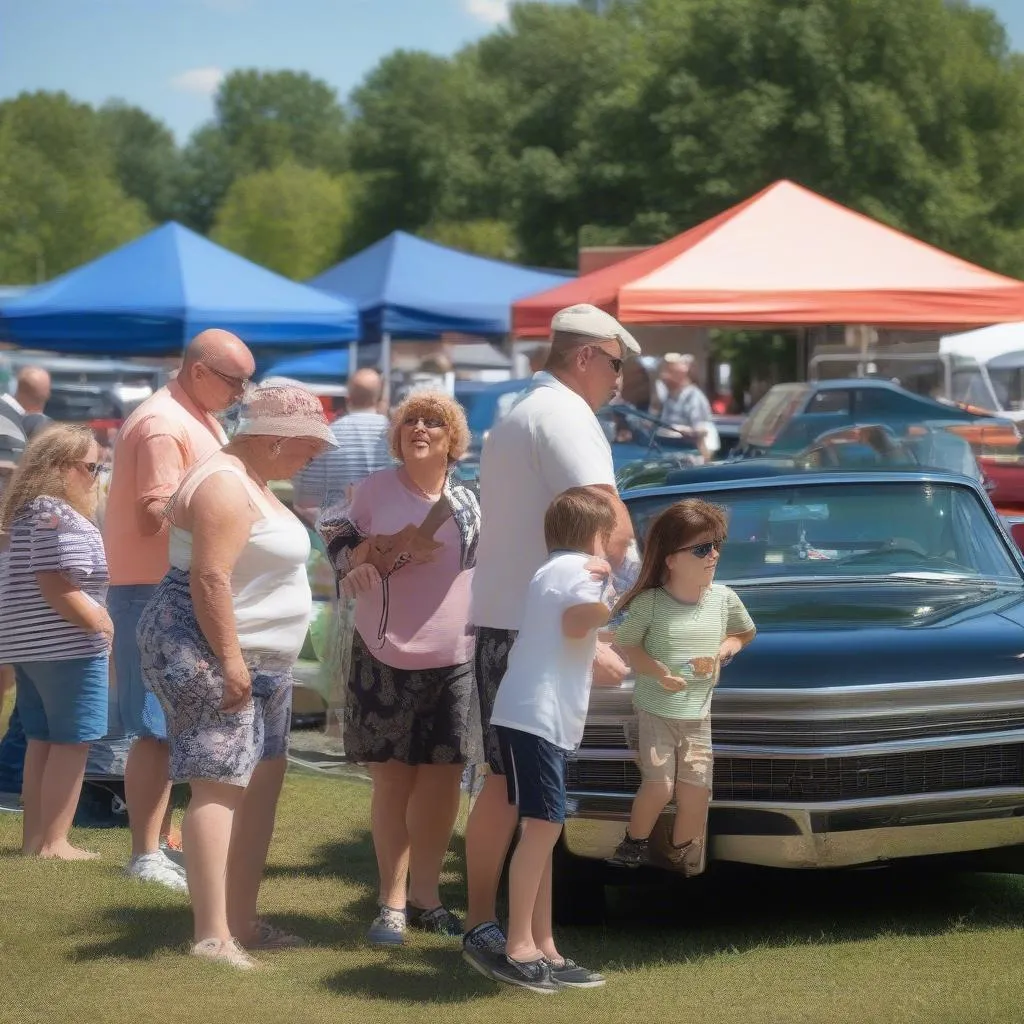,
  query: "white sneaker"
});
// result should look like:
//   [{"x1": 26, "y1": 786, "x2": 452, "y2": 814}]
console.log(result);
[
  {"x1": 158, "y1": 845, "x2": 186, "y2": 874},
  {"x1": 125, "y1": 852, "x2": 188, "y2": 891},
  {"x1": 191, "y1": 937, "x2": 258, "y2": 970}
]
